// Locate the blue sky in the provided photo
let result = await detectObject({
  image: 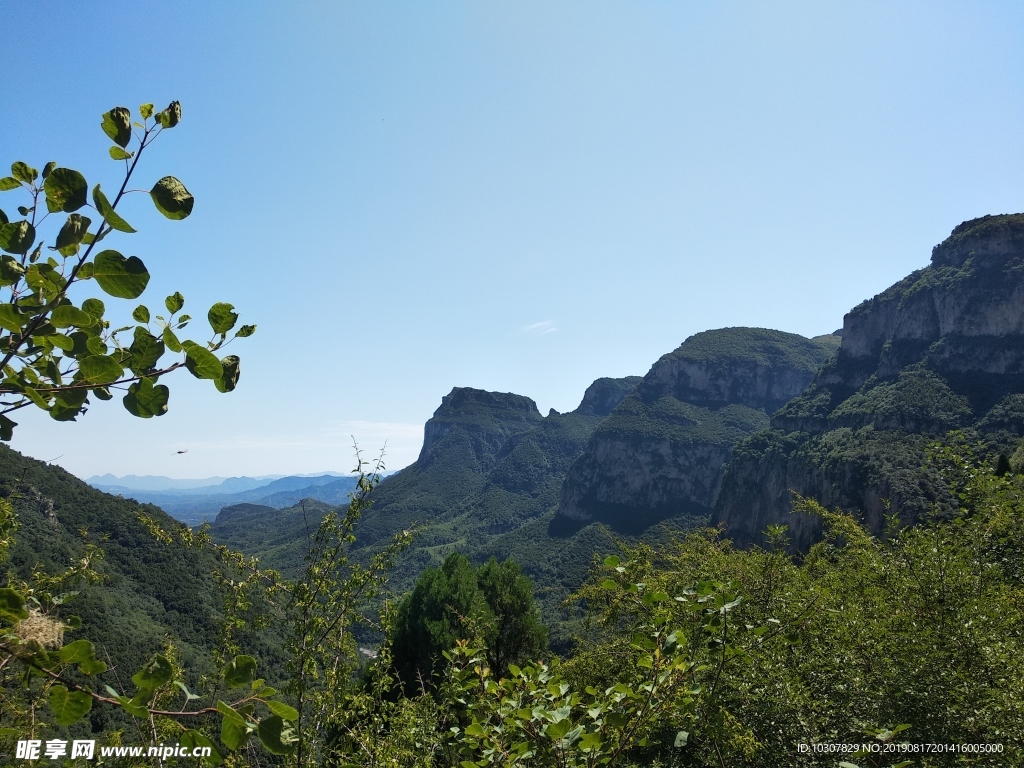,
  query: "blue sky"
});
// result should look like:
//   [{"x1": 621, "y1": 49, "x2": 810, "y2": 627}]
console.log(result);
[{"x1": 3, "y1": 1, "x2": 1022, "y2": 479}]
